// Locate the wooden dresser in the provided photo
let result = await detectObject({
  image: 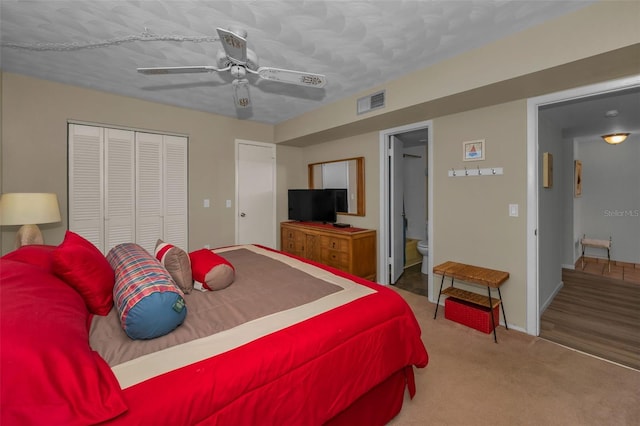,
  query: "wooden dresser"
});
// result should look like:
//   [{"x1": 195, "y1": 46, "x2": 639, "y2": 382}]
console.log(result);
[{"x1": 280, "y1": 221, "x2": 377, "y2": 281}]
